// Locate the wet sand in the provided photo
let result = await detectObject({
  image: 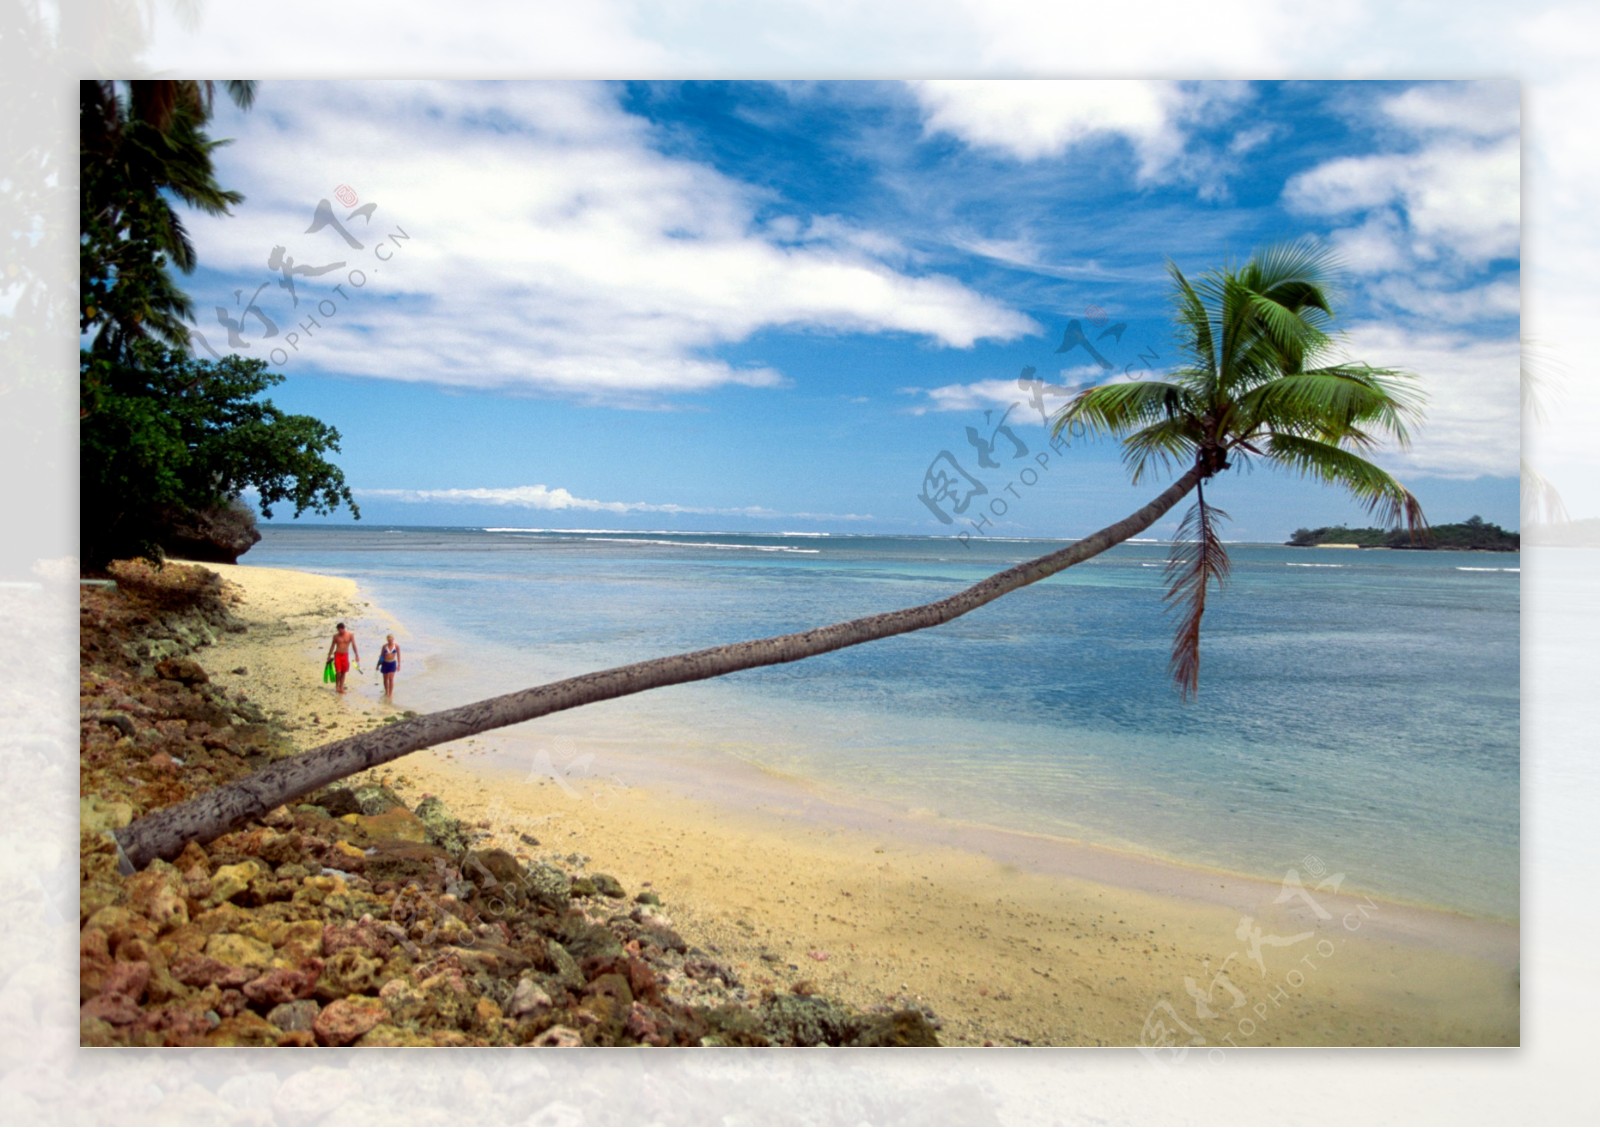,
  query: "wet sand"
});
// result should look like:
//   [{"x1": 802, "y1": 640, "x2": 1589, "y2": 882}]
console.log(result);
[{"x1": 190, "y1": 560, "x2": 1519, "y2": 1048}]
